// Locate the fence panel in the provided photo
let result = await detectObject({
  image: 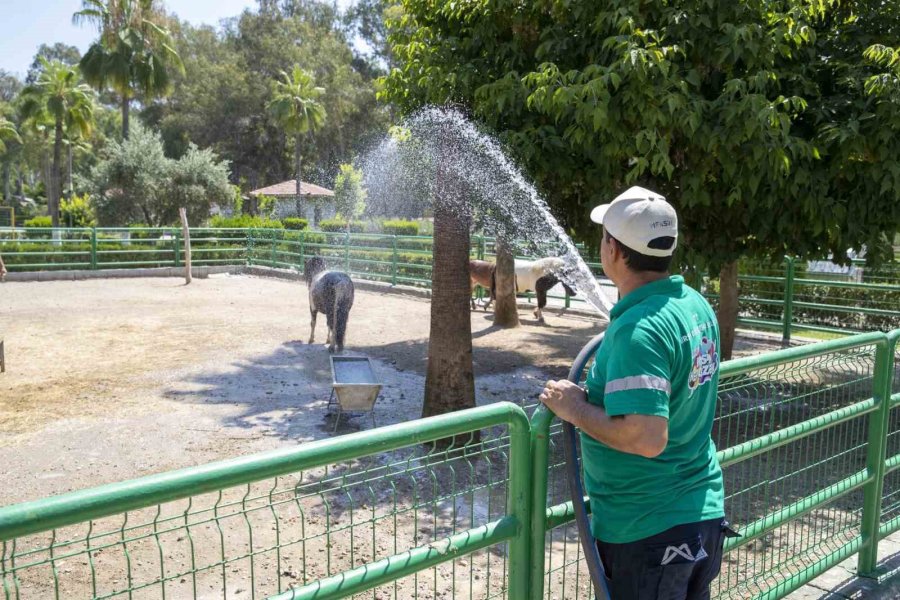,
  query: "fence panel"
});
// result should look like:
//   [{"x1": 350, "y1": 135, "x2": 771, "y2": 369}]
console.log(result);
[
  {"x1": 530, "y1": 331, "x2": 896, "y2": 600},
  {"x1": 0, "y1": 403, "x2": 531, "y2": 600}
]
